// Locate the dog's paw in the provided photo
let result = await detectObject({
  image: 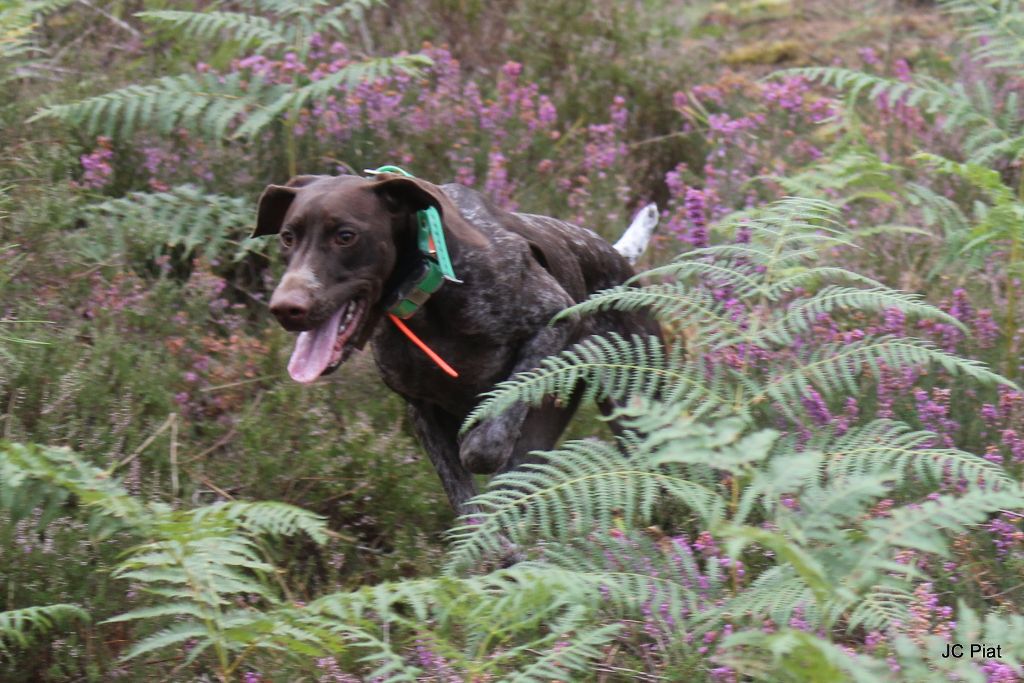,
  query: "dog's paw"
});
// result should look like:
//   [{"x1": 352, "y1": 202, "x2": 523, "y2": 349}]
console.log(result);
[{"x1": 459, "y1": 418, "x2": 517, "y2": 474}]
